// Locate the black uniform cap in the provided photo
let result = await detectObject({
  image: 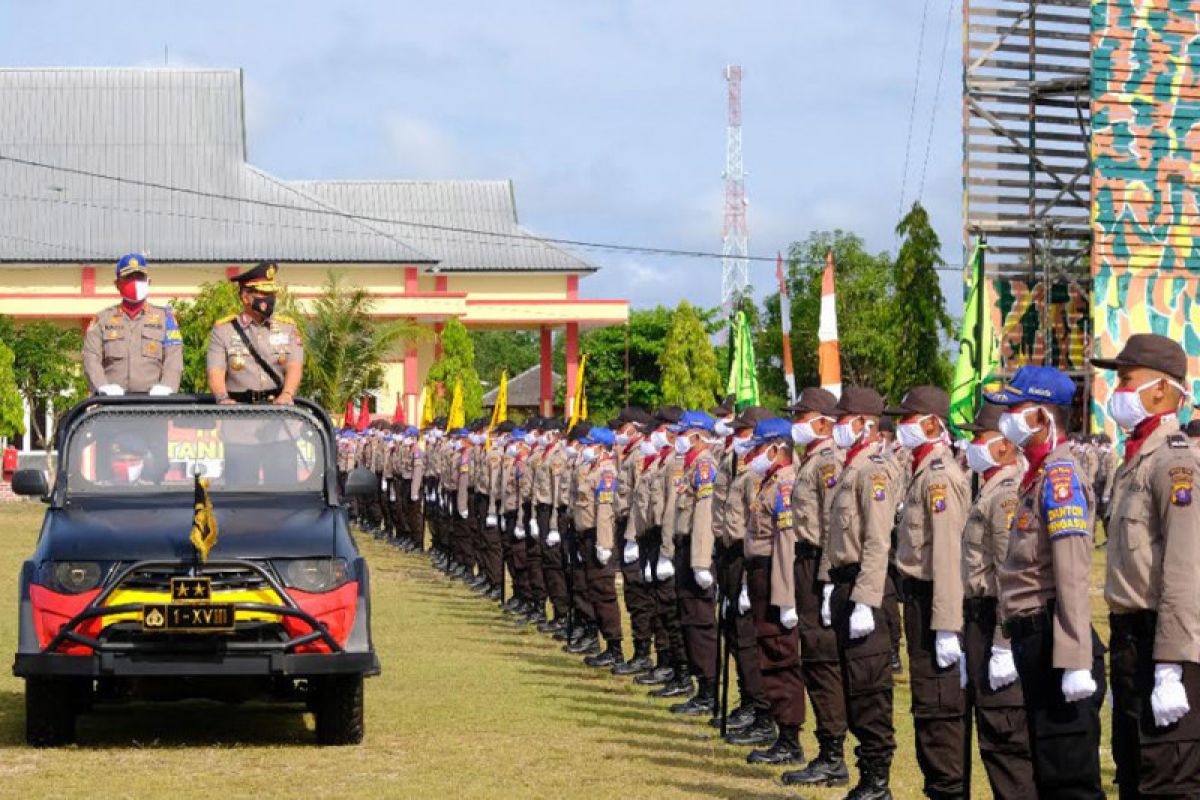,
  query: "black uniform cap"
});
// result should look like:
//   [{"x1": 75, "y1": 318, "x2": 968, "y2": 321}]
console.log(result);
[
  {"x1": 958, "y1": 402, "x2": 1005, "y2": 434},
  {"x1": 229, "y1": 261, "x2": 279, "y2": 293},
  {"x1": 566, "y1": 421, "x2": 593, "y2": 442},
  {"x1": 835, "y1": 387, "x2": 886, "y2": 417}
]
